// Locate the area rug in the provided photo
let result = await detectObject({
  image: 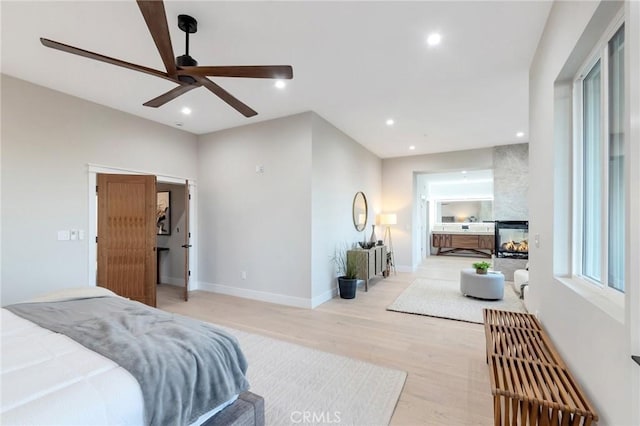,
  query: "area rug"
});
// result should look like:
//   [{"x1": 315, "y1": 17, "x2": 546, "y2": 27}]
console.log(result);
[
  {"x1": 387, "y1": 278, "x2": 526, "y2": 324},
  {"x1": 223, "y1": 326, "x2": 407, "y2": 425}
]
